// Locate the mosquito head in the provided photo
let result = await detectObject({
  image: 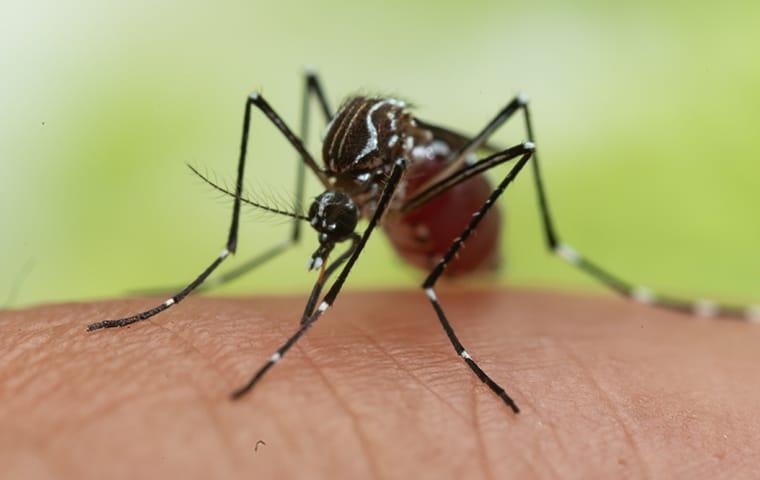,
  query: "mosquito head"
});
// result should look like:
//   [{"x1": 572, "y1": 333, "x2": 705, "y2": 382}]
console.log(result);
[{"x1": 306, "y1": 191, "x2": 358, "y2": 270}]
